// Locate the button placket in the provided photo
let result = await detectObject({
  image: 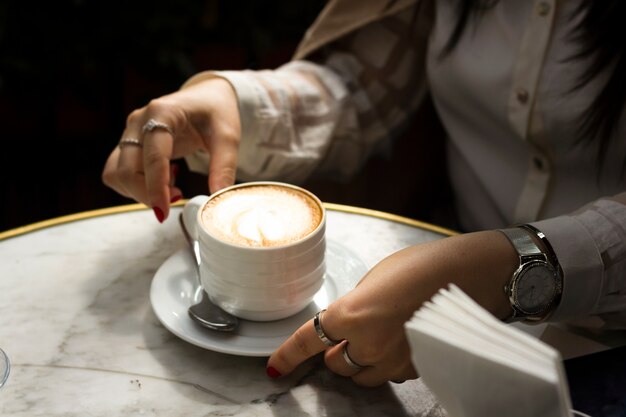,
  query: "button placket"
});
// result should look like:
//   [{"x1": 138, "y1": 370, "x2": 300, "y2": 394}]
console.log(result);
[
  {"x1": 507, "y1": 0, "x2": 555, "y2": 140},
  {"x1": 509, "y1": 0, "x2": 556, "y2": 223}
]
